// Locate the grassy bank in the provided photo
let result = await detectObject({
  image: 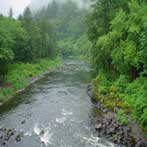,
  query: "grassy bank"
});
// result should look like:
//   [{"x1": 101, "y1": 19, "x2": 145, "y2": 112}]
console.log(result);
[
  {"x1": 0, "y1": 58, "x2": 61, "y2": 103},
  {"x1": 92, "y1": 73, "x2": 147, "y2": 131}
]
